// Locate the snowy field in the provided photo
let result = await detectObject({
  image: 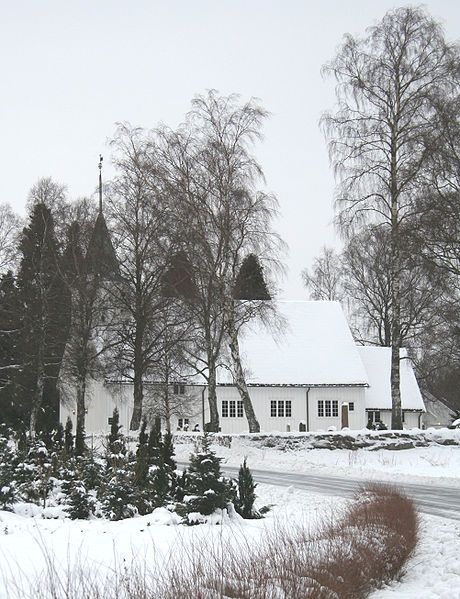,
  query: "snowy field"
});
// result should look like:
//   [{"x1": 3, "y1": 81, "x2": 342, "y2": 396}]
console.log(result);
[
  {"x1": 0, "y1": 485, "x2": 341, "y2": 598},
  {"x1": 1, "y1": 432, "x2": 459, "y2": 598}
]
